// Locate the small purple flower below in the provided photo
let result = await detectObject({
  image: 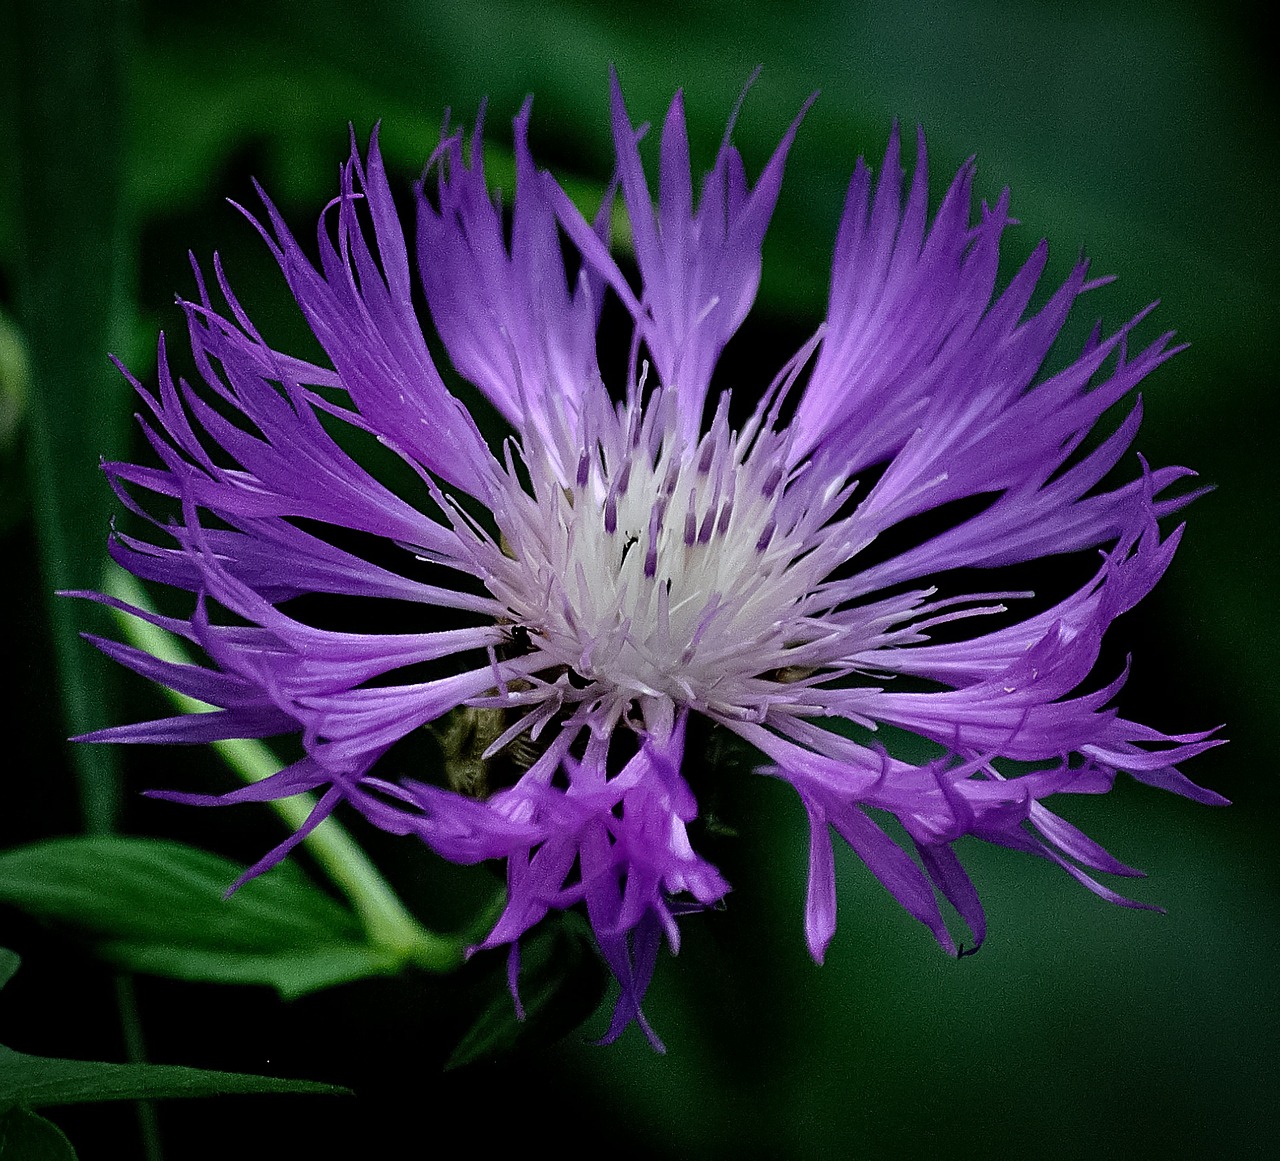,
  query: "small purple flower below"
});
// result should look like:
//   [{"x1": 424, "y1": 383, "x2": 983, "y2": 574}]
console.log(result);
[{"x1": 76, "y1": 71, "x2": 1225, "y2": 1051}]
